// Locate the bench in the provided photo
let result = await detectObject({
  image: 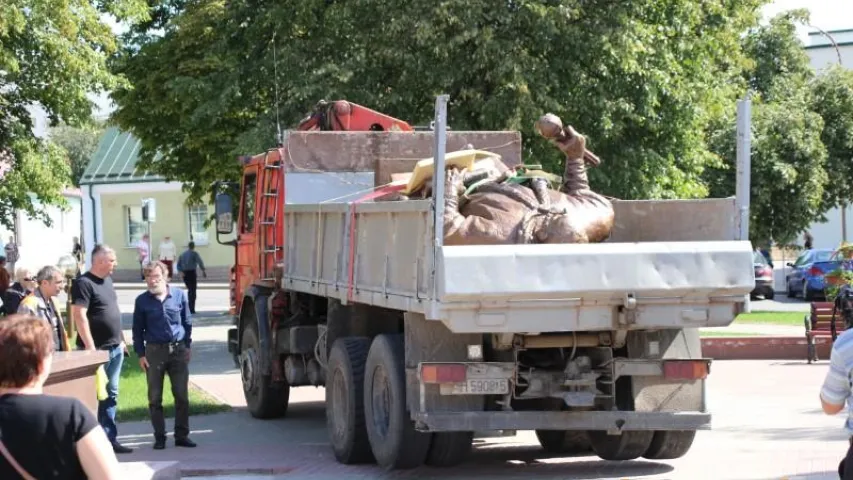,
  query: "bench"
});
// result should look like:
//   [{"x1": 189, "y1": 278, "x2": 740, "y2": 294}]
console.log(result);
[{"x1": 805, "y1": 301, "x2": 849, "y2": 363}]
